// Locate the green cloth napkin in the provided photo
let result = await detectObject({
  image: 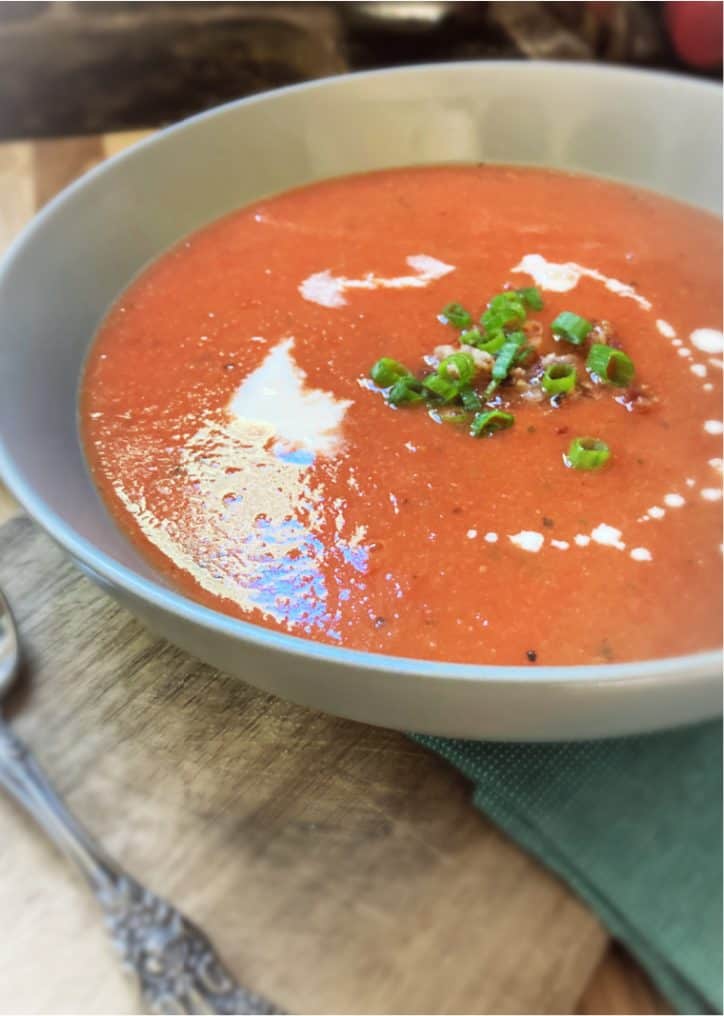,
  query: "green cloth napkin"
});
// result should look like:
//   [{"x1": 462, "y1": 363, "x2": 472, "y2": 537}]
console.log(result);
[{"x1": 413, "y1": 721, "x2": 723, "y2": 1014}]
